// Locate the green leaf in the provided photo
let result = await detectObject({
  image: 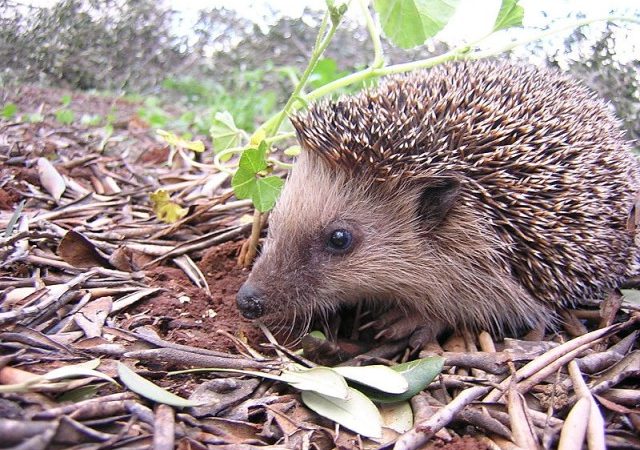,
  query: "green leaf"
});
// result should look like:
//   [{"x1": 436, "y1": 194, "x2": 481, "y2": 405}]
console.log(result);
[
  {"x1": 60, "y1": 94, "x2": 72, "y2": 107},
  {"x1": 328, "y1": 1, "x2": 349, "y2": 25},
  {"x1": 334, "y1": 365, "x2": 409, "y2": 394},
  {"x1": 231, "y1": 165, "x2": 258, "y2": 201},
  {"x1": 621, "y1": 289, "x2": 640, "y2": 306},
  {"x1": 238, "y1": 144, "x2": 269, "y2": 173},
  {"x1": 44, "y1": 359, "x2": 117, "y2": 385},
  {"x1": 103, "y1": 124, "x2": 114, "y2": 137},
  {"x1": 380, "y1": 401, "x2": 414, "y2": 433},
  {"x1": 493, "y1": 0, "x2": 524, "y2": 32},
  {"x1": 252, "y1": 176, "x2": 284, "y2": 212},
  {"x1": 308, "y1": 58, "x2": 349, "y2": 90},
  {"x1": 281, "y1": 367, "x2": 349, "y2": 399},
  {"x1": 169, "y1": 366, "x2": 349, "y2": 399},
  {"x1": 361, "y1": 356, "x2": 444, "y2": 403},
  {"x1": 55, "y1": 109, "x2": 75, "y2": 125},
  {"x1": 308, "y1": 330, "x2": 327, "y2": 340},
  {"x1": 4, "y1": 200, "x2": 25, "y2": 237},
  {"x1": 374, "y1": 0, "x2": 459, "y2": 48},
  {"x1": 210, "y1": 111, "x2": 242, "y2": 157},
  {"x1": 2, "y1": 103, "x2": 17, "y2": 119},
  {"x1": 301, "y1": 387, "x2": 383, "y2": 438},
  {"x1": 232, "y1": 145, "x2": 268, "y2": 199},
  {"x1": 232, "y1": 143, "x2": 285, "y2": 212},
  {"x1": 57, "y1": 384, "x2": 104, "y2": 402},
  {"x1": 117, "y1": 362, "x2": 201, "y2": 408},
  {"x1": 250, "y1": 128, "x2": 266, "y2": 147}
]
